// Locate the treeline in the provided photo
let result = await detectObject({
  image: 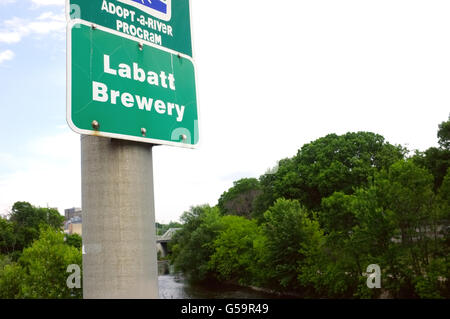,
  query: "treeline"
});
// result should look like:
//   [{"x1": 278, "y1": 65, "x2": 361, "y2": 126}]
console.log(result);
[
  {"x1": 170, "y1": 117, "x2": 450, "y2": 298},
  {"x1": 0, "y1": 202, "x2": 82, "y2": 298}
]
